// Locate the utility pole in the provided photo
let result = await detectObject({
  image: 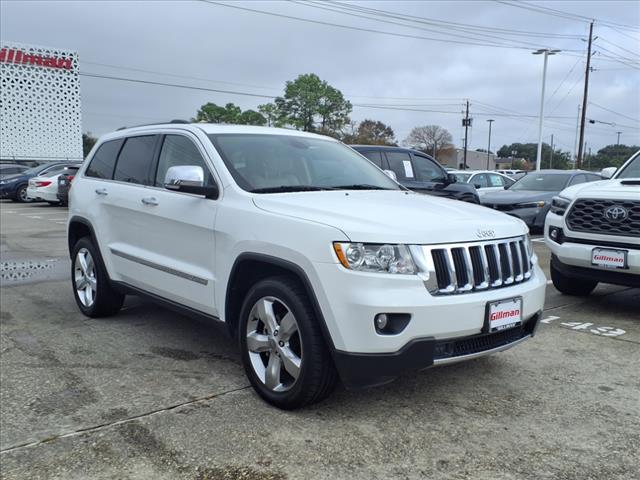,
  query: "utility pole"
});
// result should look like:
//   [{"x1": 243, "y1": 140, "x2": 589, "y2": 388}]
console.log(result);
[
  {"x1": 463, "y1": 100, "x2": 470, "y2": 170},
  {"x1": 486, "y1": 119, "x2": 494, "y2": 170},
  {"x1": 577, "y1": 21, "x2": 594, "y2": 169},
  {"x1": 550, "y1": 134, "x2": 554, "y2": 169},
  {"x1": 616, "y1": 131, "x2": 622, "y2": 145},
  {"x1": 588, "y1": 146, "x2": 592, "y2": 170},
  {"x1": 573, "y1": 104, "x2": 581, "y2": 167}
]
